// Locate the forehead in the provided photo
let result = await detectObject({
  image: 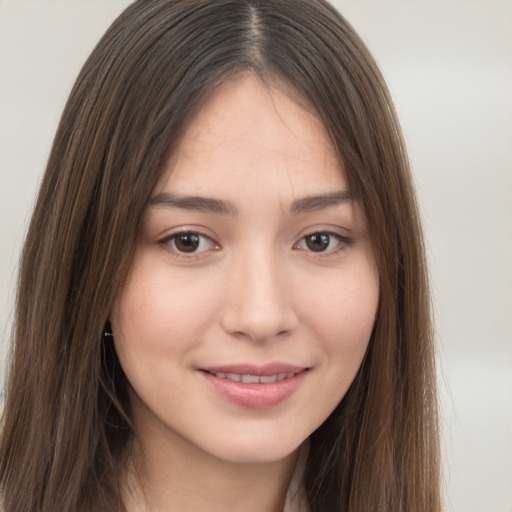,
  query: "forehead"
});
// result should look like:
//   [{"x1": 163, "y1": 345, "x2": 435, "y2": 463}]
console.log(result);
[{"x1": 155, "y1": 74, "x2": 346, "y2": 198}]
